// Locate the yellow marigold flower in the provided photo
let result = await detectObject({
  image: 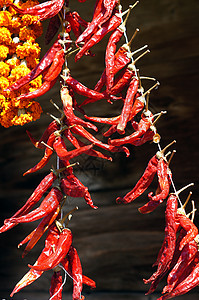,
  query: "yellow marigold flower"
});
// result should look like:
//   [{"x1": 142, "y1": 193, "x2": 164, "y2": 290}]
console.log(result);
[
  {"x1": 0, "y1": 61, "x2": 10, "y2": 77},
  {"x1": 31, "y1": 21, "x2": 43, "y2": 38},
  {"x1": 27, "y1": 100, "x2": 42, "y2": 121},
  {"x1": 9, "y1": 16, "x2": 22, "y2": 33},
  {"x1": 21, "y1": 14, "x2": 39, "y2": 26},
  {"x1": 6, "y1": 55, "x2": 20, "y2": 69},
  {"x1": 21, "y1": 0, "x2": 39, "y2": 9},
  {"x1": 0, "y1": 27, "x2": 12, "y2": 45},
  {"x1": 9, "y1": 64, "x2": 30, "y2": 82},
  {"x1": 0, "y1": 93, "x2": 6, "y2": 106},
  {"x1": 12, "y1": 109, "x2": 33, "y2": 126},
  {"x1": 12, "y1": 96, "x2": 30, "y2": 109},
  {"x1": 0, "y1": 76, "x2": 9, "y2": 90},
  {"x1": 26, "y1": 56, "x2": 39, "y2": 69},
  {"x1": 0, "y1": 44, "x2": 9, "y2": 60},
  {"x1": 16, "y1": 40, "x2": 40, "y2": 59},
  {"x1": 0, "y1": 11, "x2": 12, "y2": 26},
  {"x1": 0, "y1": 106, "x2": 16, "y2": 128},
  {"x1": 0, "y1": 0, "x2": 13, "y2": 9},
  {"x1": 19, "y1": 26, "x2": 36, "y2": 42},
  {"x1": 29, "y1": 74, "x2": 42, "y2": 89}
]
